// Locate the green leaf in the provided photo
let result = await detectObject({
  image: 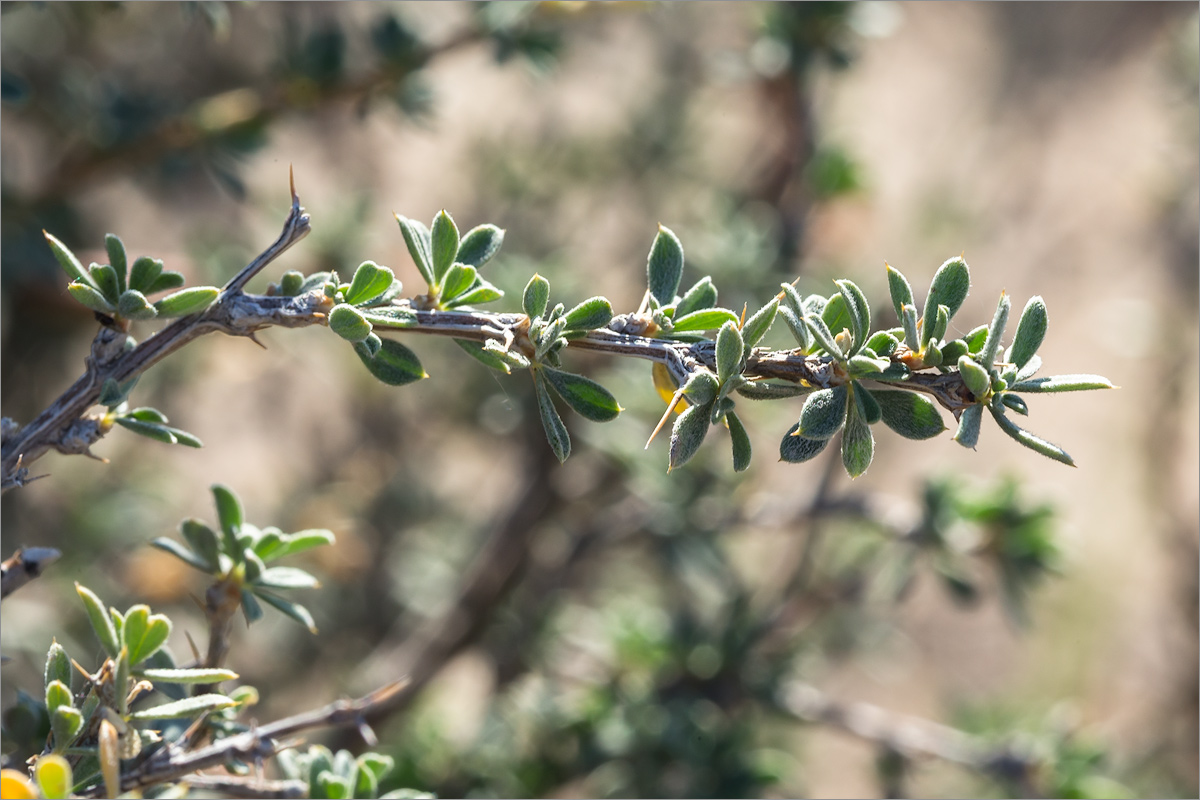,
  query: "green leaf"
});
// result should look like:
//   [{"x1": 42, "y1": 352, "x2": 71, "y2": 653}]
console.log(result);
[
  {"x1": 804, "y1": 314, "x2": 843, "y2": 359},
  {"x1": 50, "y1": 706, "x2": 83, "y2": 755},
  {"x1": 344, "y1": 261, "x2": 396, "y2": 306},
  {"x1": 939, "y1": 338, "x2": 968, "y2": 364},
  {"x1": 179, "y1": 519, "x2": 221, "y2": 570},
  {"x1": 45, "y1": 680, "x2": 72, "y2": 720},
  {"x1": 1015, "y1": 354, "x2": 1042, "y2": 382},
  {"x1": 330, "y1": 305, "x2": 373, "y2": 343},
  {"x1": 778, "y1": 306, "x2": 811, "y2": 351},
  {"x1": 523, "y1": 274, "x2": 550, "y2": 319},
  {"x1": 146, "y1": 269, "x2": 185, "y2": 294},
  {"x1": 797, "y1": 385, "x2": 848, "y2": 439},
  {"x1": 45, "y1": 231, "x2": 96, "y2": 289},
  {"x1": 454, "y1": 338, "x2": 512, "y2": 373},
  {"x1": 865, "y1": 330, "x2": 899, "y2": 357},
  {"x1": 255, "y1": 590, "x2": 319, "y2": 632},
  {"x1": 900, "y1": 303, "x2": 919, "y2": 348},
  {"x1": 1010, "y1": 374, "x2": 1113, "y2": 393},
  {"x1": 150, "y1": 537, "x2": 216, "y2": 573},
  {"x1": 268, "y1": 529, "x2": 336, "y2": 561},
  {"x1": 958, "y1": 355, "x2": 992, "y2": 399},
  {"x1": 980, "y1": 292, "x2": 1011, "y2": 367},
  {"x1": 1000, "y1": 393, "x2": 1029, "y2": 415},
  {"x1": 154, "y1": 286, "x2": 218, "y2": 317},
  {"x1": 117, "y1": 289, "x2": 157, "y2": 320},
  {"x1": 354, "y1": 338, "x2": 427, "y2": 386},
  {"x1": 355, "y1": 763, "x2": 381, "y2": 800},
  {"x1": 105, "y1": 236, "x2": 127, "y2": 292},
  {"x1": 67, "y1": 282, "x2": 116, "y2": 314},
  {"x1": 534, "y1": 370, "x2": 571, "y2": 463},
  {"x1": 395, "y1": 214, "x2": 435, "y2": 286},
  {"x1": 929, "y1": 304, "x2": 950, "y2": 345},
  {"x1": 676, "y1": 276, "x2": 718, "y2": 317},
  {"x1": 562, "y1": 296, "x2": 614, "y2": 332},
  {"x1": 128, "y1": 256, "x2": 163, "y2": 294},
  {"x1": 113, "y1": 417, "x2": 203, "y2": 448},
  {"x1": 682, "y1": 371, "x2": 719, "y2": 406},
  {"x1": 668, "y1": 401, "x2": 712, "y2": 471},
  {"x1": 279, "y1": 271, "x2": 305, "y2": 296},
  {"x1": 358, "y1": 753, "x2": 396, "y2": 785},
  {"x1": 741, "y1": 298, "x2": 779, "y2": 351},
  {"x1": 439, "y1": 263, "x2": 477, "y2": 302},
  {"x1": 953, "y1": 404, "x2": 983, "y2": 449},
  {"x1": 444, "y1": 279, "x2": 503, "y2": 308},
  {"x1": 715, "y1": 321, "x2": 744, "y2": 385},
  {"x1": 989, "y1": 405, "x2": 1075, "y2": 466},
  {"x1": 1009, "y1": 296, "x2": 1047, "y2": 369},
  {"x1": 834, "y1": 280, "x2": 870, "y2": 353},
  {"x1": 121, "y1": 605, "x2": 149, "y2": 662},
  {"x1": 886, "y1": 263, "x2": 914, "y2": 321},
  {"x1": 361, "y1": 306, "x2": 419, "y2": 328},
  {"x1": 241, "y1": 588, "x2": 264, "y2": 625},
  {"x1": 780, "y1": 423, "x2": 830, "y2": 463},
  {"x1": 253, "y1": 566, "x2": 321, "y2": 590},
  {"x1": 925, "y1": 256, "x2": 970, "y2": 321},
  {"x1": 75, "y1": 583, "x2": 120, "y2": 658},
  {"x1": 44, "y1": 640, "x2": 71, "y2": 690},
  {"x1": 854, "y1": 381, "x2": 882, "y2": 424},
  {"x1": 320, "y1": 772, "x2": 353, "y2": 800},
  {"x1": 871, "y1": 390, "x2": 945, "y2": 440},
  {"x1": 125, "y1": 611, "x2": 170, "y2": 665},
  {"x1": 647, "y1": 225, "x2": 685, "y2": 306},
  {"x1": 430, "y1": 210, "x2": 459, "y2": 283},
  {"x1": 841, "y1": 400, "x2": 874, "y2": 478},
  {"x1": 127, "y1": 694, "x2": 236, "y2": 721},
  {"x1": 847, "y1": 354, "x2": 890, "y2": 378},
  {"x1": 672, "y1": 308, "x2": 739, "y2": 332},
  {"x1": 542, "y1": 367, "x2": 621, "y2": 422},
  {"x1": 727, "y1": 411, "x2": 752, "y2": 472},
  {"x1": 736, "y1": 381, "x2": 812, "y2": 400},
  {"x1": 89, "y1": 263, "x2": 121, "y2": 305},
  {"x1": 138, "y1": 668, "x2": 239, "y2": 684},
  {"x1": 455, "y1": 224, "x2": 504, "y2": 268},
  {"x1": 821, "y1": 292, "x2": 854, "y2": 345},
  {"x1": 125, "y1": 407, "x2": 167, "y2": 423},
  {"x1": 211, "y1": 484, "x2": 244, "y2": 561}
]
